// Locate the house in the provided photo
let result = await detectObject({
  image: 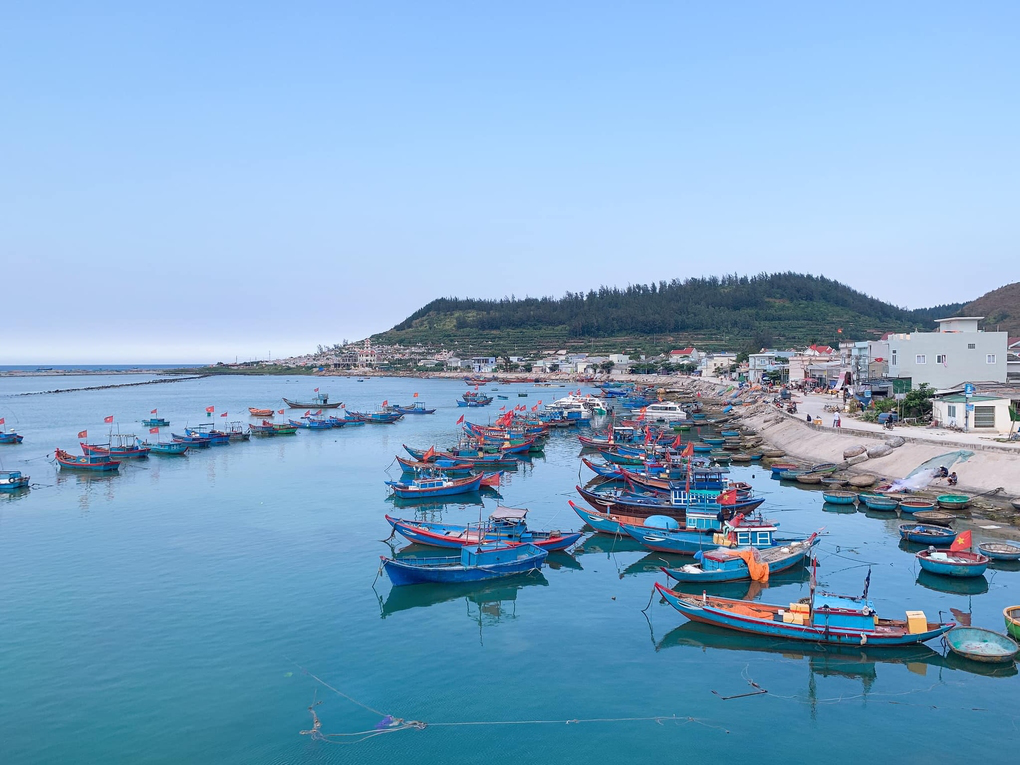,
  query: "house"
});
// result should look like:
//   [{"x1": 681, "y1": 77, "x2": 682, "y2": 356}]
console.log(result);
[
  {"x1": 888, "y1": 317, "x2": 1008, "y2": 390},
  {"x1": 932, "y1": 393, "x2": 1014, "y2": 434},
  {"x1": 1008, "y1": 338, "x2": 1020, "y2": 382},
  {"x1": 669, "y1": 348, "x2": 700, "y2": 364},
  {"x1": 748, "y1": 350, "x2": 795, "y2": 383},
  {"x1": 699, "y1": 352, "x2": 737, "y2": 377}
]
